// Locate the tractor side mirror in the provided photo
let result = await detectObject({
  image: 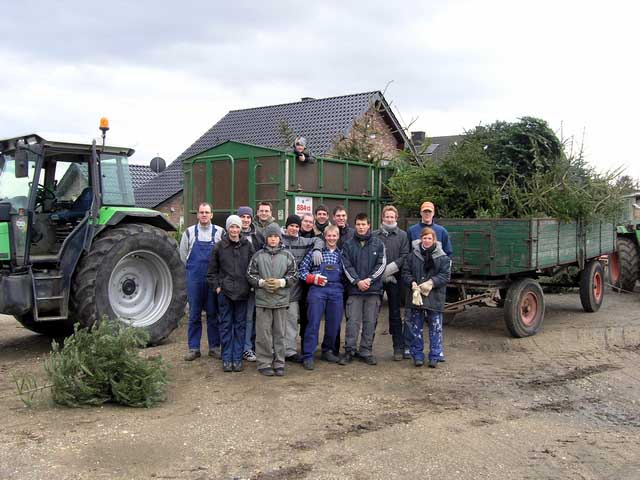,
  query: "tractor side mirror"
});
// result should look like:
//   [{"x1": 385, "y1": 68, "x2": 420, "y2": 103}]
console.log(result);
[{"x1": 14, "y1": 149, "x2": 29, "y2": 178}]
